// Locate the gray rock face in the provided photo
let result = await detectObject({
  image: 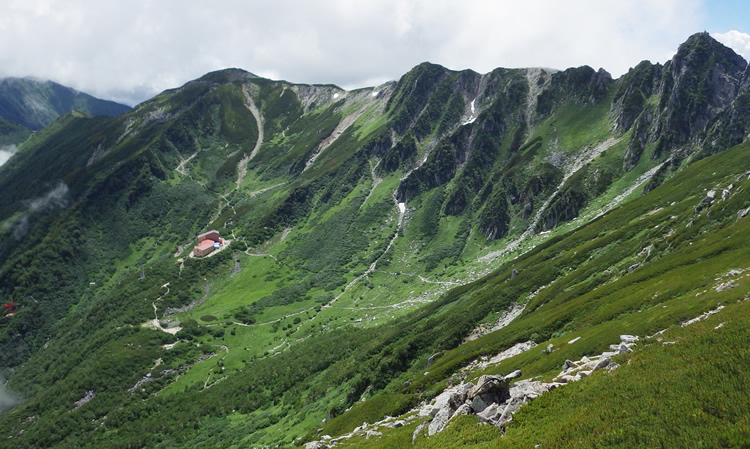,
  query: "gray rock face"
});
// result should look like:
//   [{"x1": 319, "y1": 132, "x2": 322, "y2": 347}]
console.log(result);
[
  {"x1": 476, "y1": 403, "x2": 502, "y2": 423},
  {"x1": 620, "y1": 334, "x2": 639, "y2": 344},
  {"x1": 412, "y1": 421, "x2": 430, "y2": 443},
  {"x1": 450, "y1": 403, "x2": 473, "y2": 420},
  {"x1": 618, "y1": 343, "x2": 633, "y2": 354},
  {"x1": 470, "y1": 394, "x2": 496, "y2": 414},
  {"x1": 428, "y1": 404, "x2": 454, "y2": 435},
  {"x1": 467, "y1": 375, "x2": 511, "y2": 413},
  {"x1": 504, "y1": 370, "x2": 522, "y2": 381},
  {"x1": 467, "y1": 375, "x2": 506, "y2": 398},
  {"x1": 423, "y1": 382, "x2": 474, "y2": 417}
]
